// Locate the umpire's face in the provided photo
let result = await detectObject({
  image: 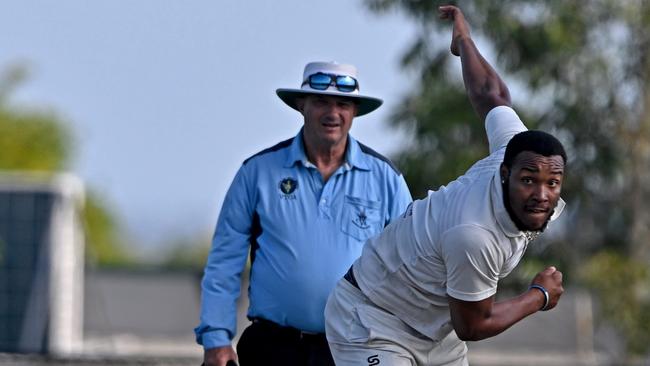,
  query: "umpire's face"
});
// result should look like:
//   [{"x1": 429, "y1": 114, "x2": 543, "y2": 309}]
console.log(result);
[
  {"x1": 297, "y1": 94, "x2": 357, "y2": 148},
  {"x1": 500, "y1": 151, "x2": 564, "y2": 231}
]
